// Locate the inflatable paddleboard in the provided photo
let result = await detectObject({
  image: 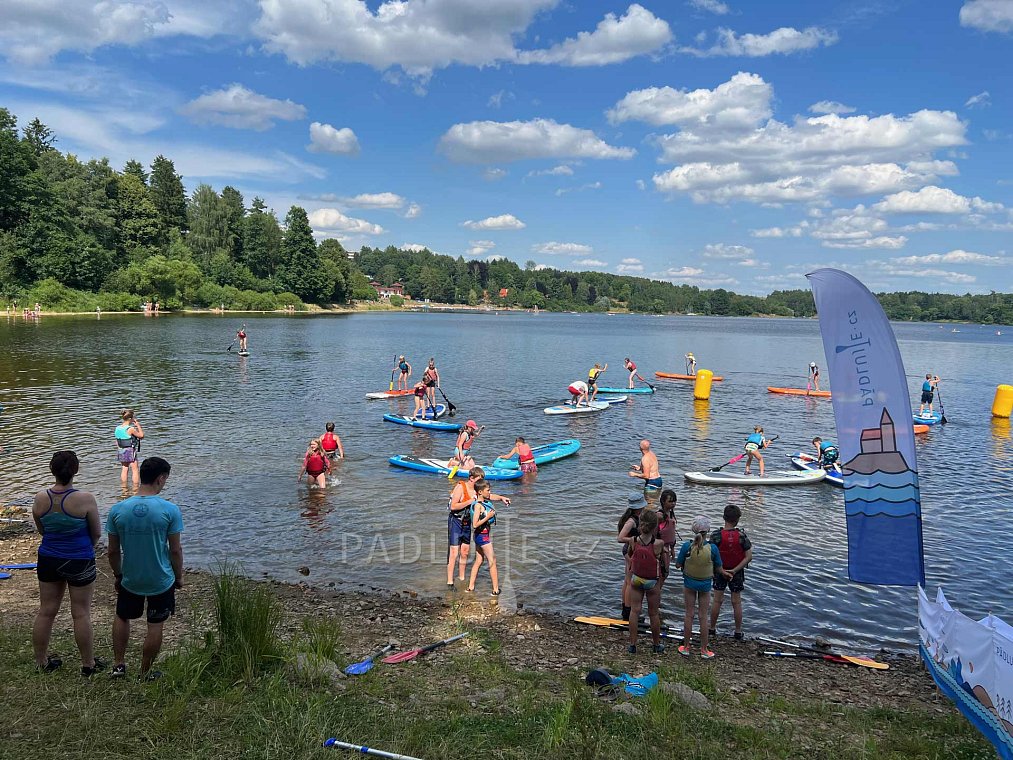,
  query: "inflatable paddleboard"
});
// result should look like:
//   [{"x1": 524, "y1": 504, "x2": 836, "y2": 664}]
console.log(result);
[
  {"x1": 544, "y1": 401, "x2": 609, "y2": 415},
  {"x1": 366, "y1": 389, "x2": 414, "y2": 400},
  {"x1": 238, "y1": 351, "x2": 250, "y2": 357},
  {"x1": 913, "y1": 423, "x2": 930, "y2": 434},
  {"x1": 913, "y1": 410, "x2": 942, "y2": 425},
  {"x1": 789, "y1": 455, "x2": 843, "y2": 487},
  {"x1": 597, "y1": 394, "x2": 628, "y2": 405},
  {"x1": 388, "y1": 456, "x2": 522, "y2": 480},
  {"x1": 655, "y1": 372, "x2": 724, "y2": 381},
  {"x1": 492, "y1": 439, "x2": 581, "y2": 469},
  {"x1": 595, "y1": 386, "x2": 655, "y2": 394},
  {"x1": 383, "y1": 414, "x2": 462, "y2": 431},
  {"x1": 768, "y1": 387, "x2": 831, "y2": 398},
  {"x1": 684, "y1": 469, "x2": 826, "y2": 485}
]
